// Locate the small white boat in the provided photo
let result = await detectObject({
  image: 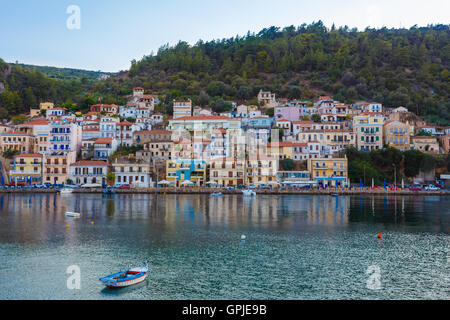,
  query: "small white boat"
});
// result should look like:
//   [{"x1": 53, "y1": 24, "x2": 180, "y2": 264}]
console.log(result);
[
  {"x1": 100, "y1": 263, "x2": 149, "y2": 289},
  {"x1": 211, "y1": 192, "x2": 222, "y2": 197},
  {"x1": 65, "y1": 211, "x2": 80, "y2": 218},
  {"x1": 60, "y1": 188, "x2": 74, "y2": 194},
  {"x1": 242, "y1": 189, "x2": 256, "y2": 196}
]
